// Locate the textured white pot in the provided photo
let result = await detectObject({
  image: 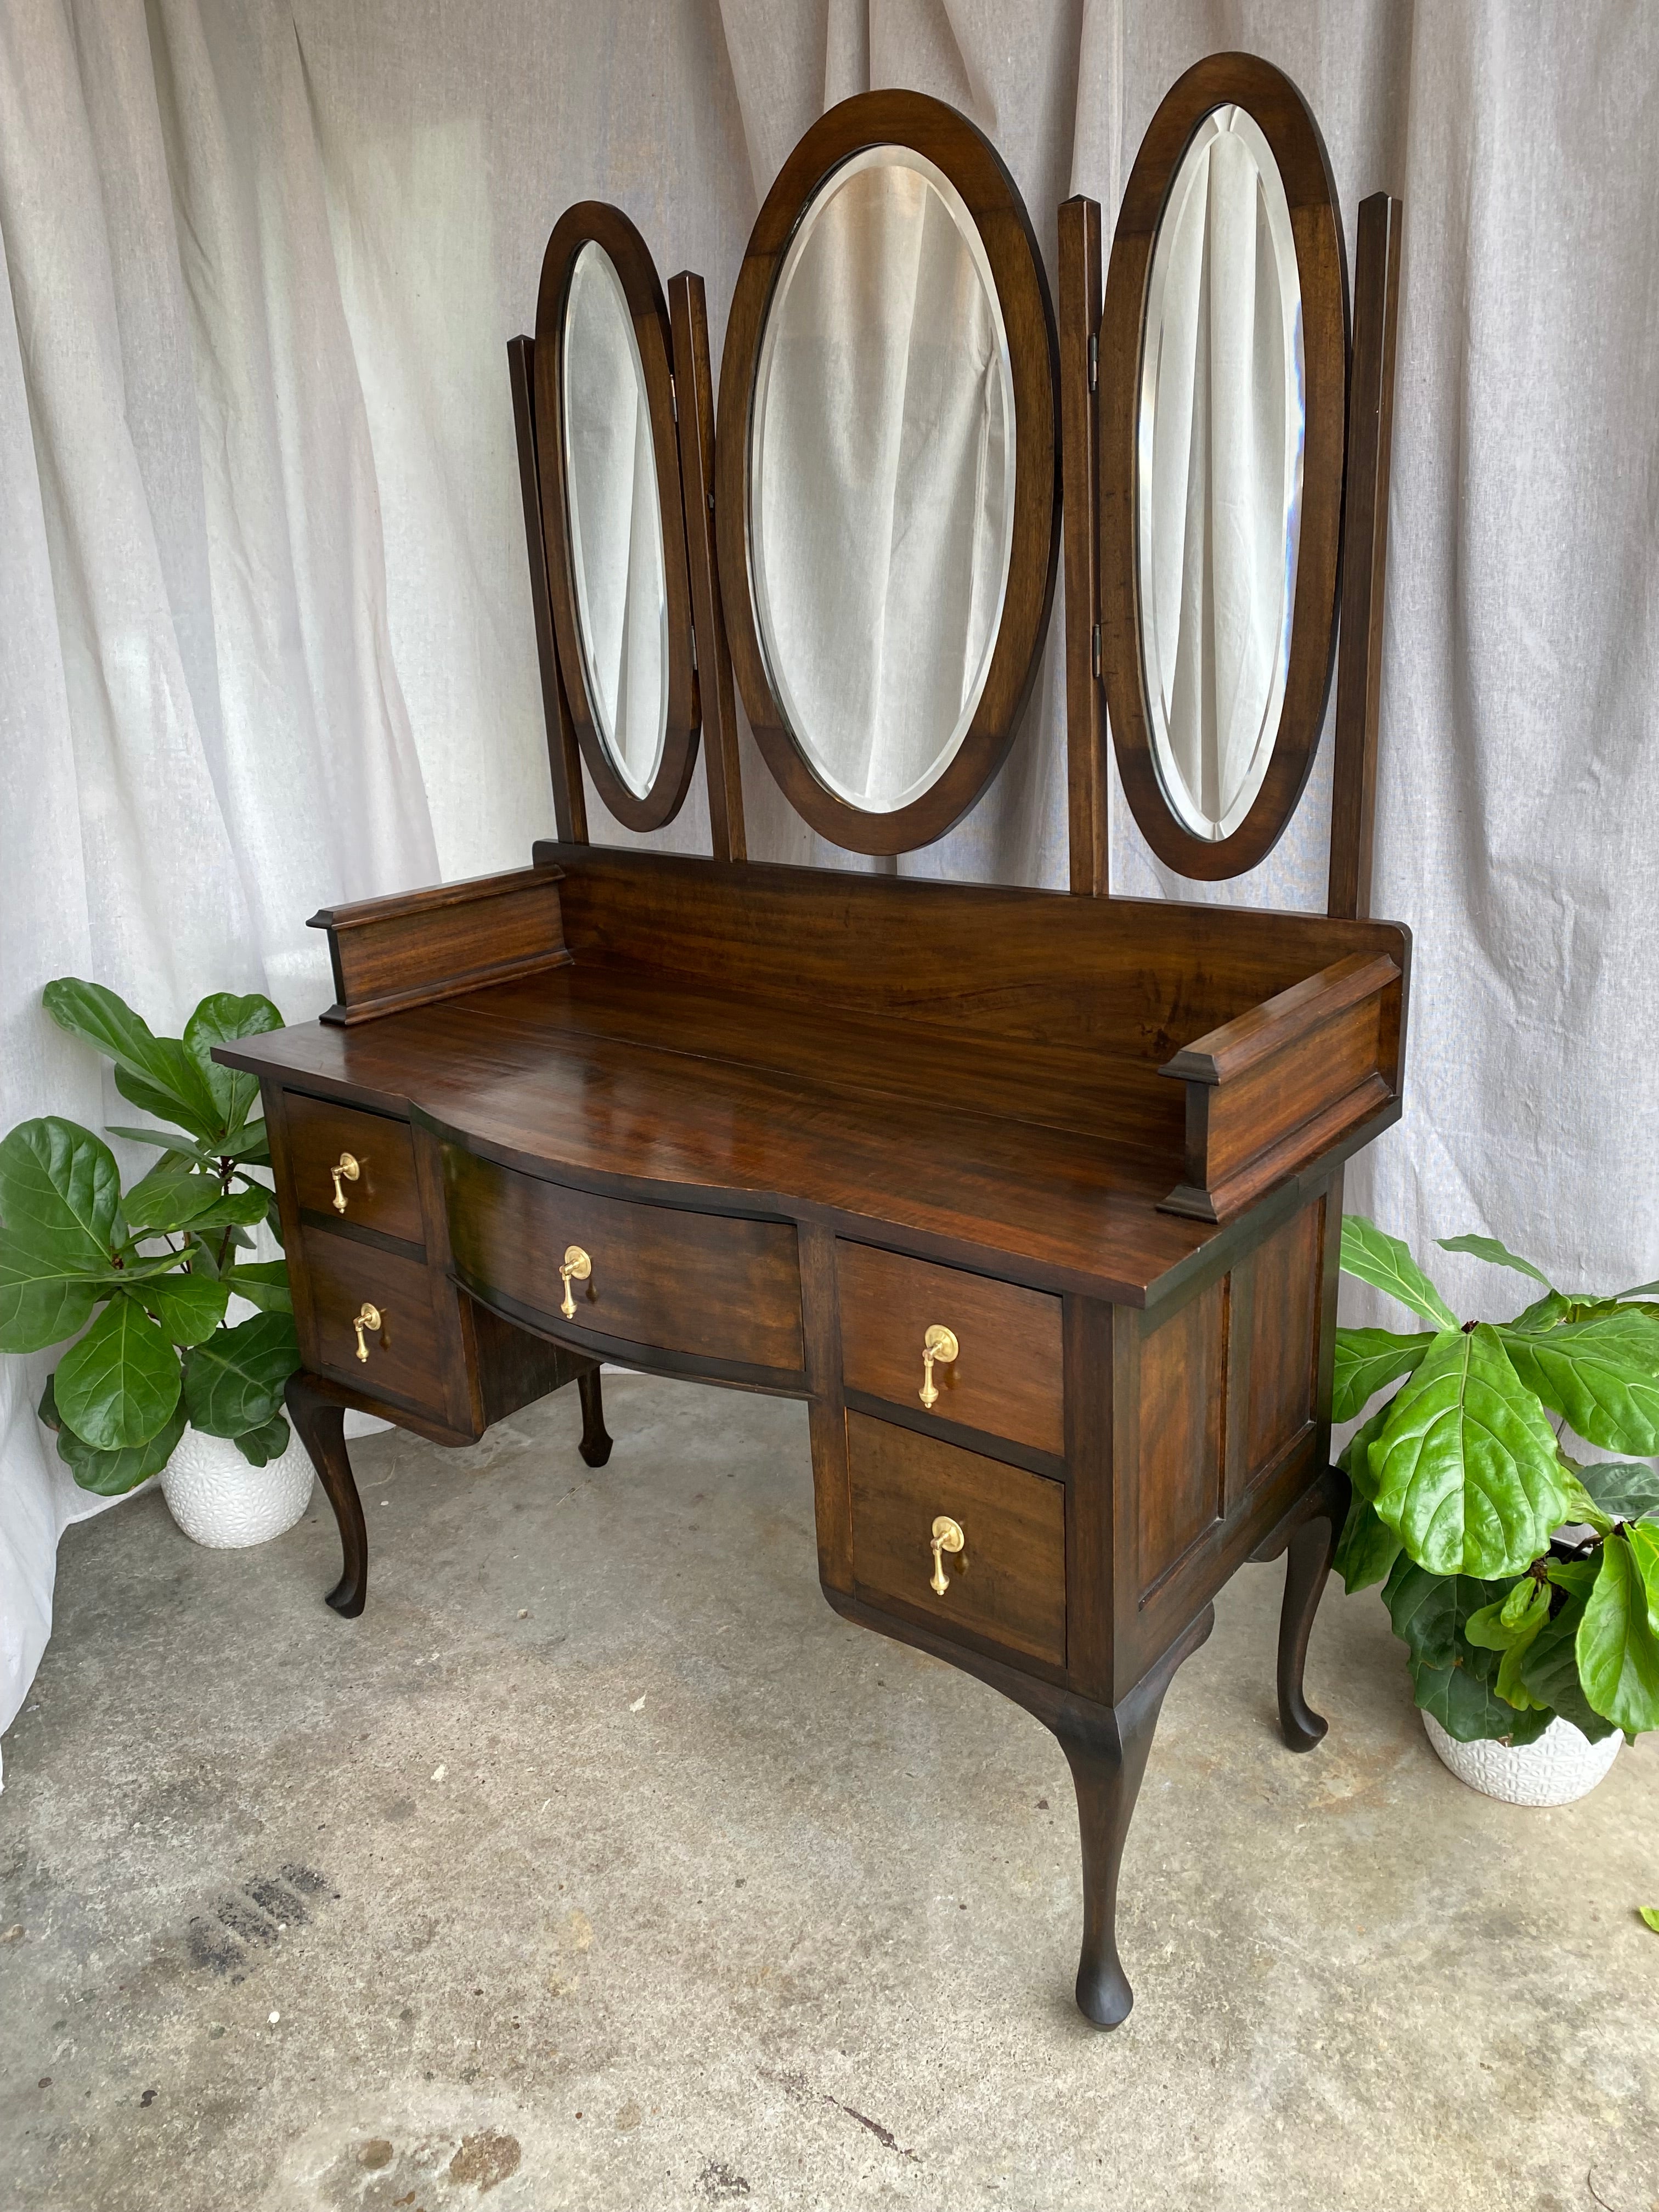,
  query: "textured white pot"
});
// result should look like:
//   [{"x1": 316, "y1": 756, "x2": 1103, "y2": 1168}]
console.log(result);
[
  {"x1": 1423, "y1": 1710, "x2": 1622, "y2": 1806},
  {"x1": 160, "y1": 1424, "x2": 313, "y2": 1549}
]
